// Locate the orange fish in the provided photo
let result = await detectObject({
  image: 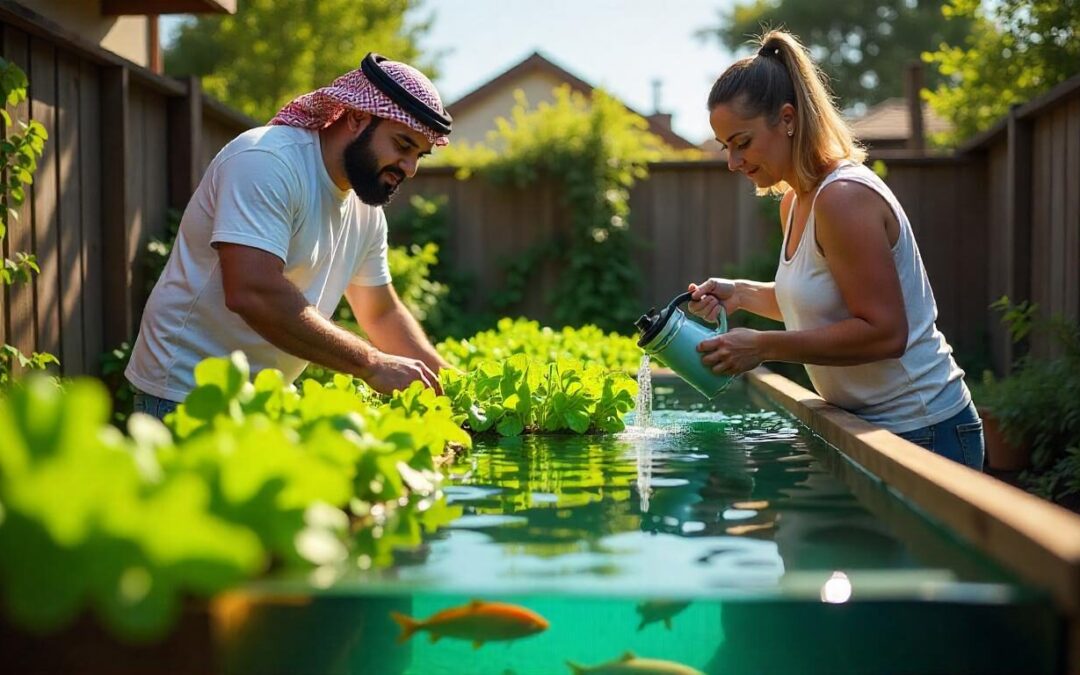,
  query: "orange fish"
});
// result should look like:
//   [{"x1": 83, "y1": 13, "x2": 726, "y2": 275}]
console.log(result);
[{"x1": 390, "y1": 600, "x2": 549, "y2": 649}]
